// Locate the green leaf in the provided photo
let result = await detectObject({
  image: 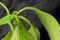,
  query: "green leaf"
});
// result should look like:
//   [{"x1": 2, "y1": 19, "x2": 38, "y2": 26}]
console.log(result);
[
  {"x1": 0, "y1": 2, "x2": 40, "y2": 40},
  {"x1": 2, "y1": 31, "x2": 12, "y2": 40},
  {"x1": 16, "y1": 7, "x2": 60, "y2": 40},
  {"x1": 28, "y1": 27, "x2": 40, "y2": 40},
  {"x1": 10, "y1": 16, "x2": 34, "y2": 40},
  {"x1": 10, "y1": 26, "x2": 34, "y2": 40},
  {"x1": 18, "y1": 16, "x2": 40, "y2": 40}
]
